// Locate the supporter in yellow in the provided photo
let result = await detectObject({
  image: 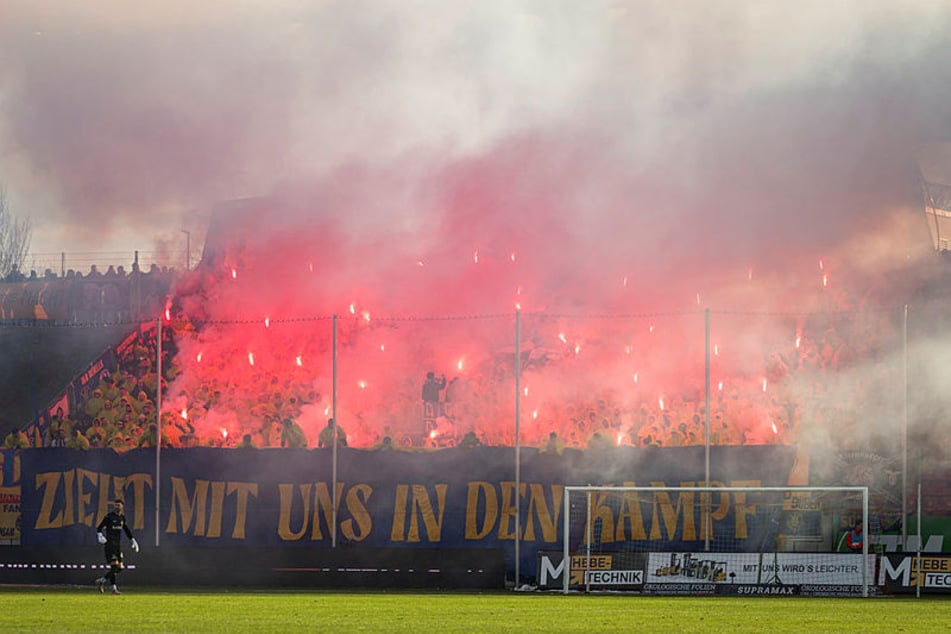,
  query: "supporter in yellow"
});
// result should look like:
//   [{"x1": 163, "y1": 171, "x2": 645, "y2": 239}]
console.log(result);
[
  {"x1": 99, "y1": 373, "x2": 120, "y2": 402},
  {"x1": 587, "y1": 430, "x2": 613, "y2": 451},
  {"x1": 540, "y1": 431, "x2": 565, "y2": 455},
  {"x1": 108, "y1": 433, "x2": 128, "y2": 451},
  {"x1": 372, "y1": 435, "x2": 395, "y2": 450},
  {"x1": 87, "y1": 418, "x2": 108, "y2": 447},
  {"x1": 159, "y1": 412, "x2": 182, "y2": 446},
  {"x1": 84, "y1": 389, "x2": 106, "y2": 419},
  {"x1": 259, "y1": 413, "x2": 281, "y2": 448},
  {"x1": 281, "y1": 418, "x2": 308, "y2": 449},
  {"x1": 67, "y1": 428, "x2": 91, "y2": 450},
  {"x1": 4, "y1": 427, "x2": 31, "y2": 449},
  {"x1": 47, "y1": 407, "x2": 75, "y2": 445},
  {"x1": 99, "y1": 400, "x2": 120, "y2": 427},
  {"x1": 317, "y1": 418, "x2": 346, "y2": 448}
]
